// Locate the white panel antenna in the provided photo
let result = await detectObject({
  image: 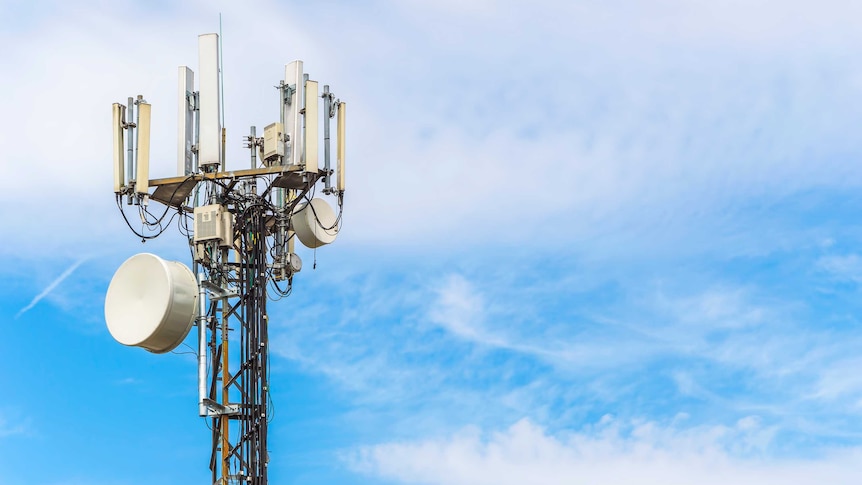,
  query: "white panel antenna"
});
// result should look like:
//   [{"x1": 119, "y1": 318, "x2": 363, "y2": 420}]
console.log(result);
[
  {"x1": 337, "y1": 102, "x2": 346, "y2": 192},
  {"x1": 135, "y1": 101, "x2": 151, "y2": 195},
  {"x1": 198, "y1": 34, "x2": 221, "y2": 169},
  {"x1": 283, "y1": 60, "x2": 303, "y2": 167},
  {"x1": 178, "y1": 66, "x2": 195, "y2": 176},
  {"x1": 112, "y1": 103, "x2": 126, "y2": 193},
  {"x1": 304, "y1": 79, "x2": 319, "y2": 174}
]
